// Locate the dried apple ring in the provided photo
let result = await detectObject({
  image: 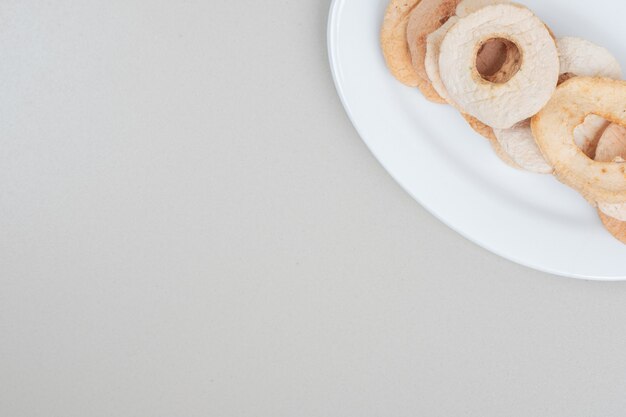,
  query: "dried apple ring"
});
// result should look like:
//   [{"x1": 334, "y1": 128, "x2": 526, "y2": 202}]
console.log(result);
[
  {"x1": 531, "y1": 77, "x2": 626, "y2": 204},
  {"x1": 439, "y1": 4, "x2": 559, "y2": 129},
  {"x1": 594, "y1": 124, "x2": 626, "y2": 221},
  {"x1": 424, "y1": 0, "x2": 505, "y2": 104},
  {"x1": 558, "y1": 37, "x2": 622, "y2": 82},
  {"x1": 493, "y1": 120, "x2": 552, "y2": 174},
  {"x1": 424, "y1": 17, "x2": 459, "y2": 103},
  {"x1": 596, "y1": 124, "x2": 626, "y2": 242},
  {"x1": 381, "y1": 0, "x2": 423, "y2": 87},
  {"x1": 455, "y1": 0, "x2": 509, "y2": 18},
  {"x1": 407, "y1": 0, "x2": 462, "y2": 103}
]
